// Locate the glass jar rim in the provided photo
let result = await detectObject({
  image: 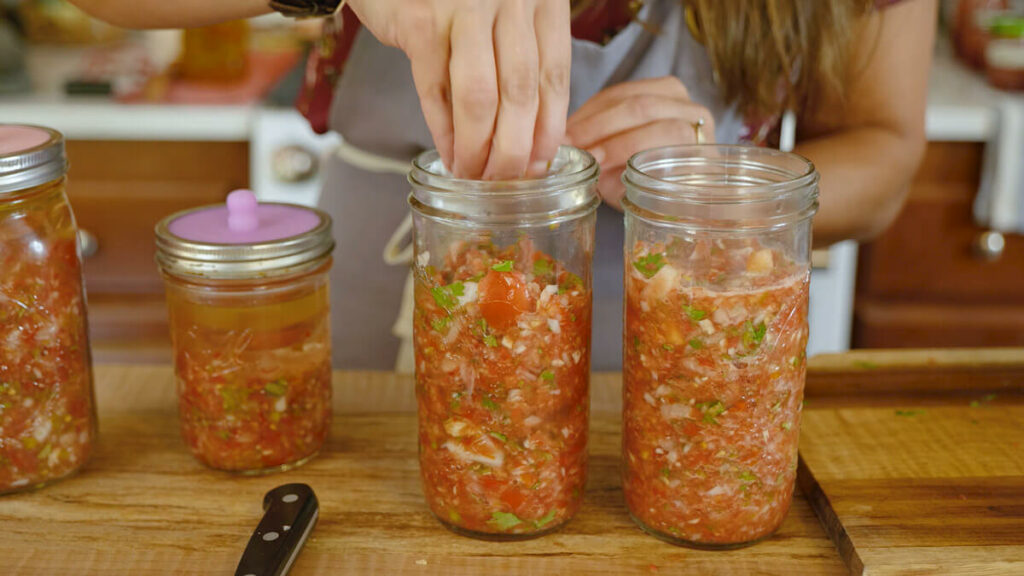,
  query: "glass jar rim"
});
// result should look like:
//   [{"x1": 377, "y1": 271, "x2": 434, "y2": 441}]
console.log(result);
[
  {"x1": 409, "y1": 146, "x2": 600, "y2": 225},
  {"x1": 624, "y1": 145, "x2": 818, "y2": 205},
  {"x1": 410, "y1": 145, "x2": 598, "y2": 196}
]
